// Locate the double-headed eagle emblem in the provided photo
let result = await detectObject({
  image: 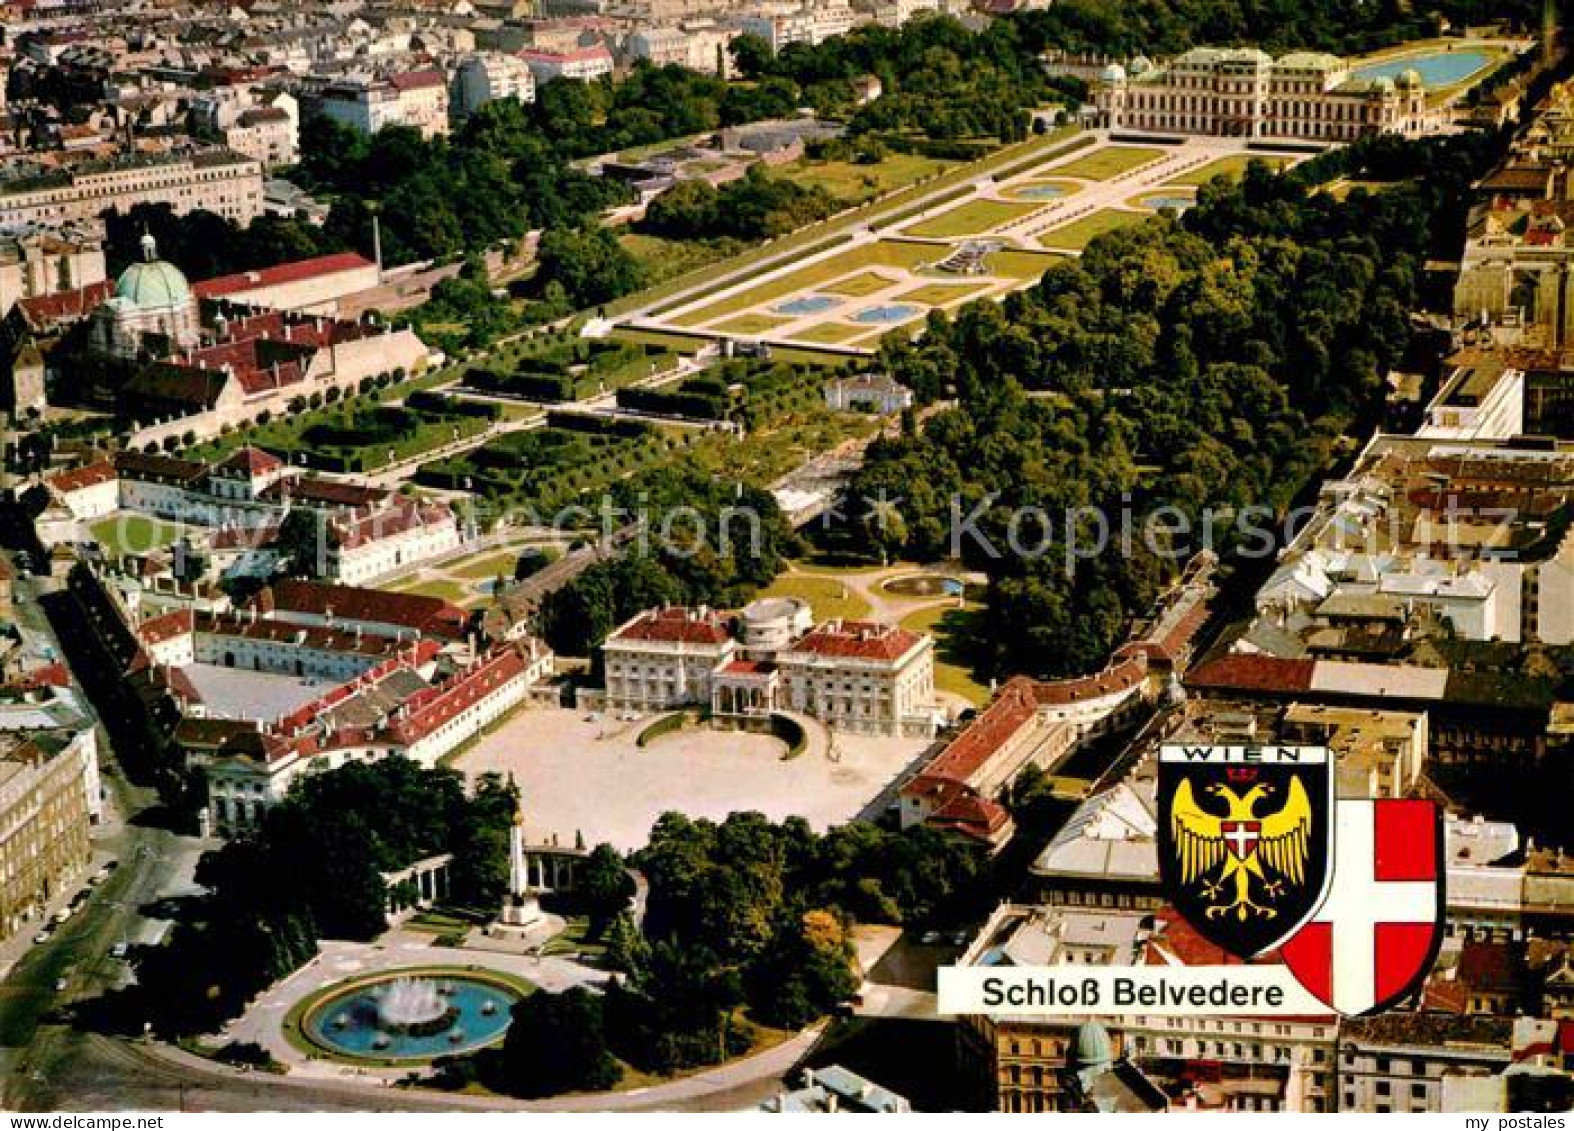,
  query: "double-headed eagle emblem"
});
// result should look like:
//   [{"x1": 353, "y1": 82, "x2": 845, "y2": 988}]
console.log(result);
[{"x1": 1169, "y1": 778, "x2": 1313, "y2": 922}]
